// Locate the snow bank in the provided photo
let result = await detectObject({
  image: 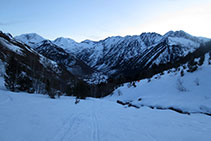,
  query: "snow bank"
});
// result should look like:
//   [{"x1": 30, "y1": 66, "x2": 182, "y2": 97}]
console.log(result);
[{"x1": 107, "y1": 54, "x2": 211, "y2": 114}]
